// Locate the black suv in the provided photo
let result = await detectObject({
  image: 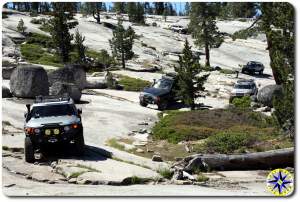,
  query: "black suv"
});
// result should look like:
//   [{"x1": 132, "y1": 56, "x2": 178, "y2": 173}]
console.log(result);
[
  {"x1": 242, "y1": 61, "x2": 265, "y2": 75},
  {"x1": 139, "y1": 74, "x2": 179, "y2": 110},
  {"x1": 24, "y1": 95, "x2": 84, "y2": 163}
]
